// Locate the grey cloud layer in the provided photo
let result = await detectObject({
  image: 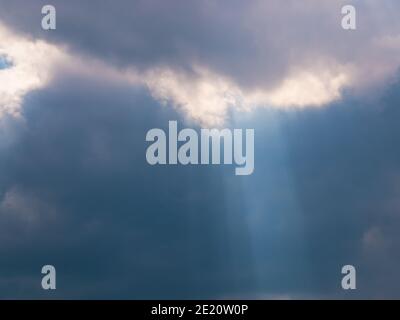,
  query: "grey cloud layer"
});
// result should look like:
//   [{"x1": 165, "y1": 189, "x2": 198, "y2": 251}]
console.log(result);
[
  {"x1": 1, "y1": 0, "x2": 399, "y2": 90},
  {"x1": 0, "y1": 68, "x2": 399, "y2": 298},
  {"x1": 2, "y1": 0, "x2": 400, "y2": 127}
]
